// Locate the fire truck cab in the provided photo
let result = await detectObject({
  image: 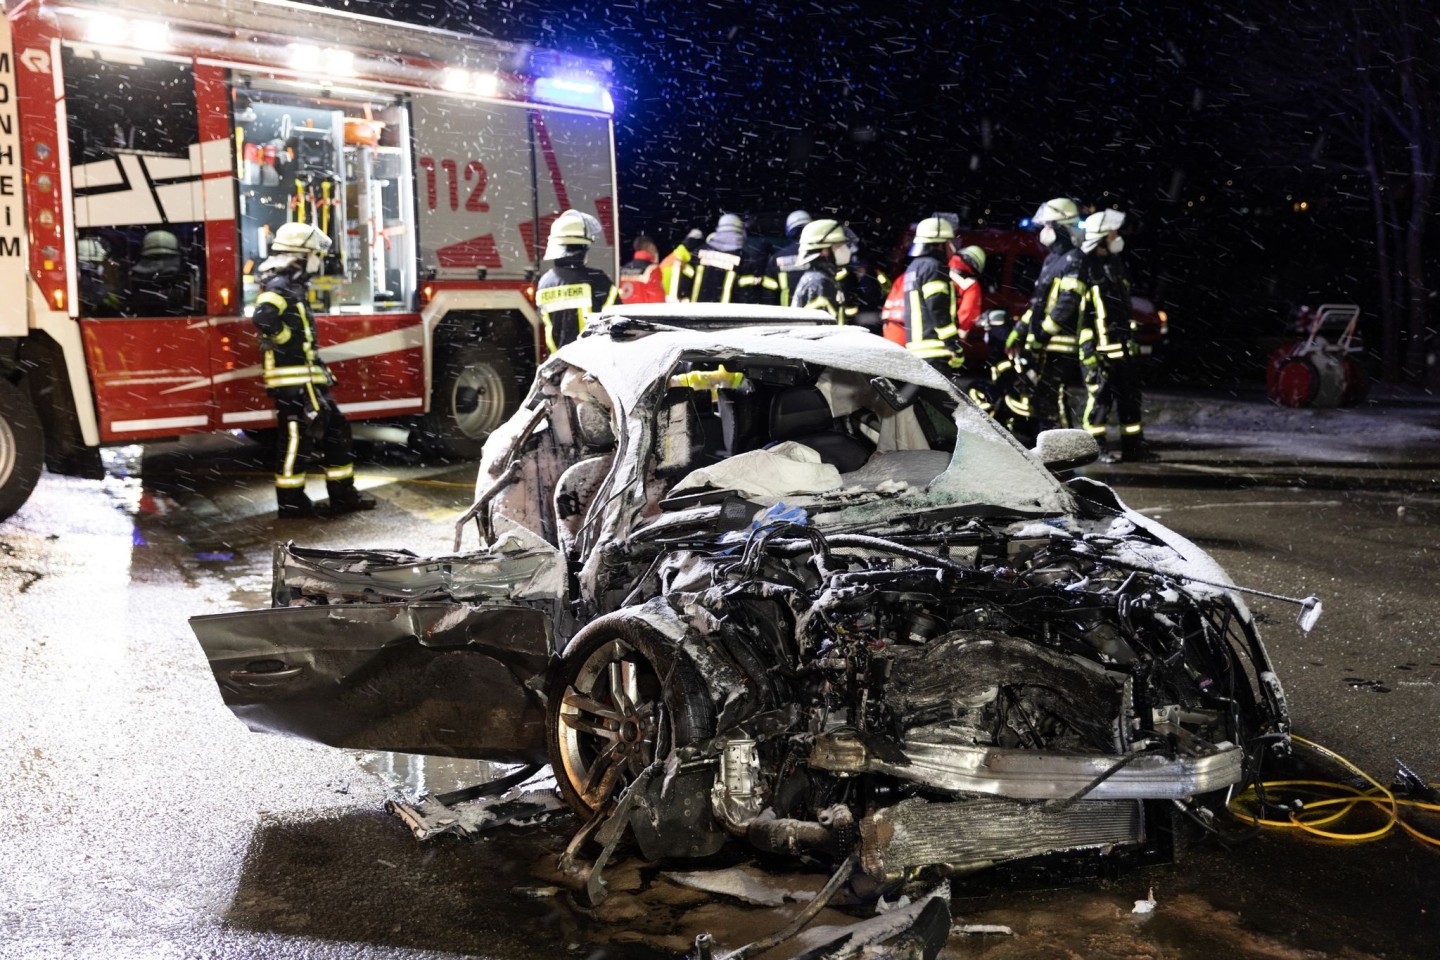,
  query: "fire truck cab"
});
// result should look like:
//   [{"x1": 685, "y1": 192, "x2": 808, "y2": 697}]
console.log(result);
[{"x1": 0, "y1": 0, "x2": 618, "y2": 521}]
